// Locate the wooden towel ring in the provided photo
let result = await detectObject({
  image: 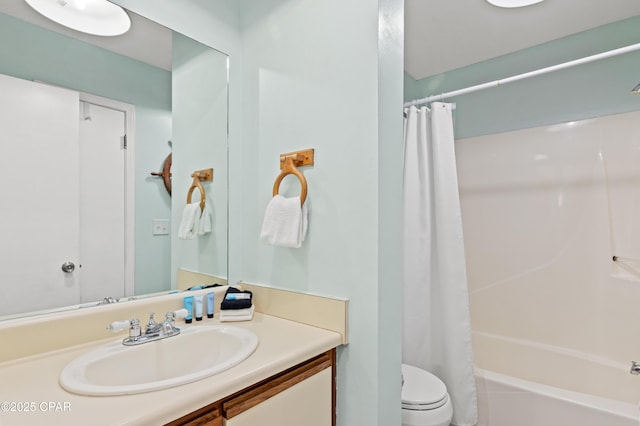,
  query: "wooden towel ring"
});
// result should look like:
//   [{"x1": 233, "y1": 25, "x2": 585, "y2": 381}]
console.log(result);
[
  {"x1": 187, "y1": 174, "x2": 206, "y2": 212},
  {"x1": 272, "y1": 156, "x2": 308, "y2": 206}
]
